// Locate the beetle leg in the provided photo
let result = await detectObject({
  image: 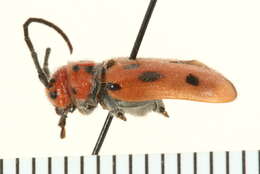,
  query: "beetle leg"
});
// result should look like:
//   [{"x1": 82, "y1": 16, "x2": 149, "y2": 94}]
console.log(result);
[
  {"x1": 110, "y1": 109, "x2": 127, "y2": 121},
  {"x1": 153, "y1": 100, "x2": 169, "y2": 117},
  {"x1": 101, "y1": 94, "x2": 127, "y2": 121}
]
